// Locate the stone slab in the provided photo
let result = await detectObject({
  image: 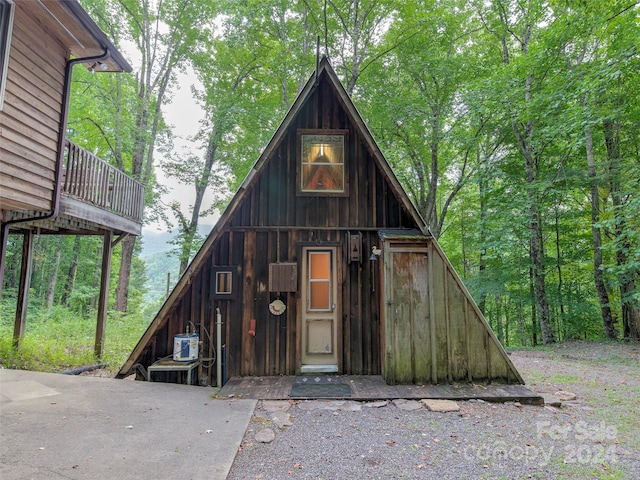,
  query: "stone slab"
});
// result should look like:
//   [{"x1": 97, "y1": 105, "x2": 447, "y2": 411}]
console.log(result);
[{"x1": 421, "y1": 399, "x2": 460, "y2": 412}]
